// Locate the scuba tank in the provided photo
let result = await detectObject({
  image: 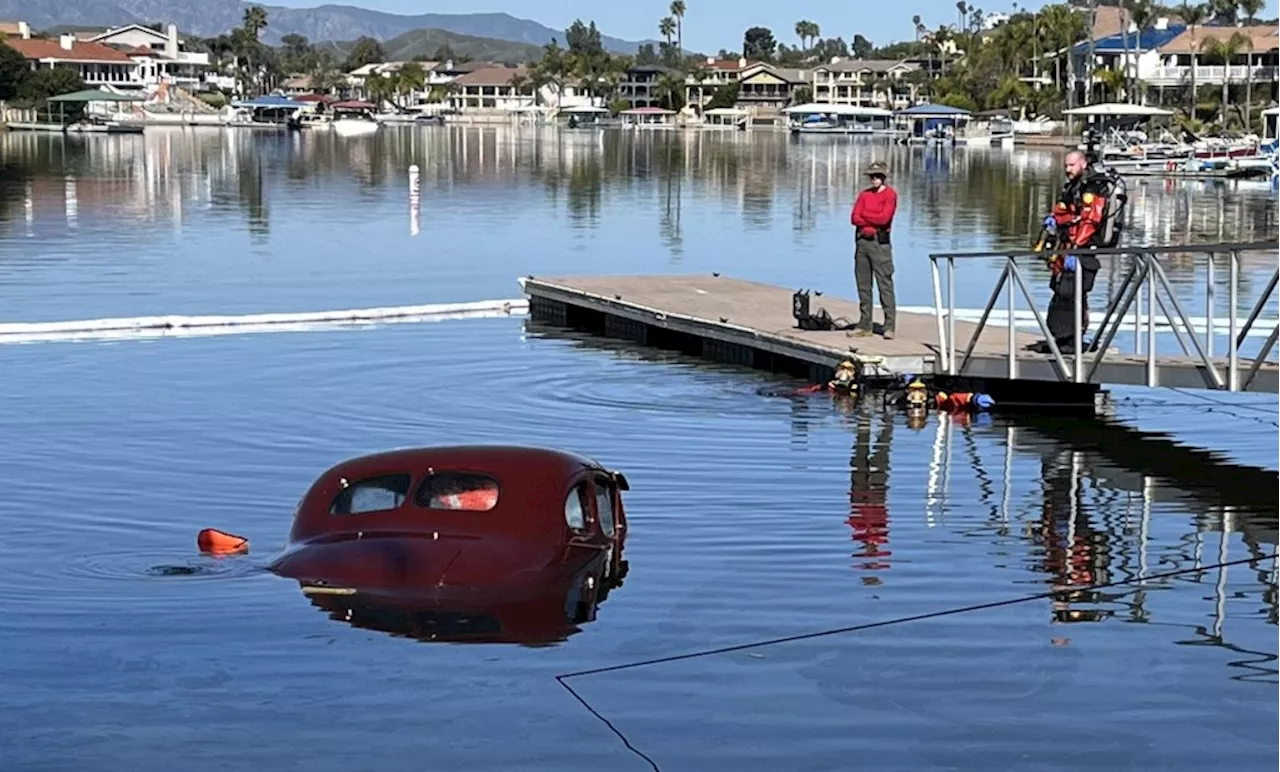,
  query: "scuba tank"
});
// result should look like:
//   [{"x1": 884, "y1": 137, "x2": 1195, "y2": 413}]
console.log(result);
[{"x1": 1087, "y1": 163, "x2": 1128, "y2": 248}]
